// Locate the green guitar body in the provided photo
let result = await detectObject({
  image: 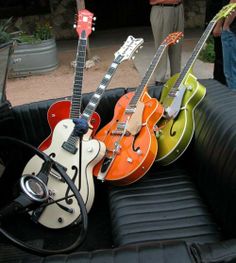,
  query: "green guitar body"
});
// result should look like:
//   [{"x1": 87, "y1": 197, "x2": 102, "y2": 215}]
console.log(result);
[{"x1": 156, "y1": 72, "x2": 206, "y2": 165}]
